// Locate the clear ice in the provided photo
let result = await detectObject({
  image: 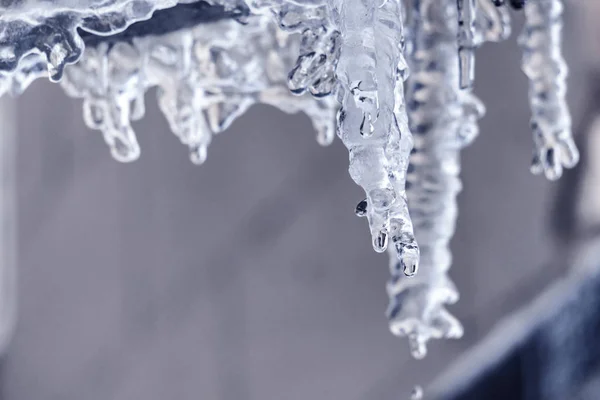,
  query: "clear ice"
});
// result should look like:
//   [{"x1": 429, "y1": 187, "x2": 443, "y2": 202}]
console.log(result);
[
  {"x1": 57, "y1": 16, "x2": 337, "y2": 163},
  {"x1": 386, "y1": 0, "x2": 510, "y2": 358},
  {"x1": 333, "y1": 0, "x2": 419, "y2": 268},
  {"x1": 0, "y1": 1, "x2": 184, "y2": 81},
  {"x1": 0, "y1": 0, "x2": 580, "y2": 365},
  {"x1": 520, "y1": 0, "x2": 578, "y2": 180}
]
